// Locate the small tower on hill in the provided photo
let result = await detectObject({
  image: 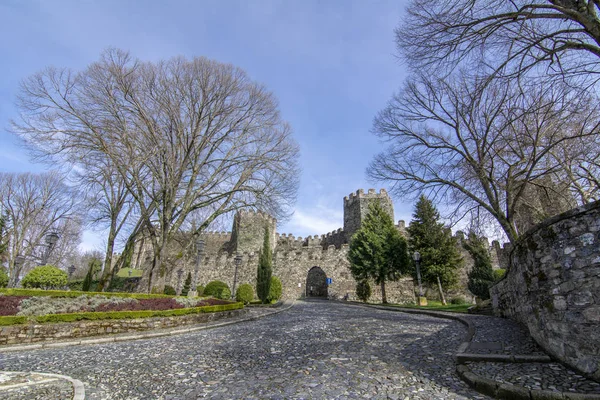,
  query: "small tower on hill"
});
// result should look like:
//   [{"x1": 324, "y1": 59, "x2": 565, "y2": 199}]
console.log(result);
[
  {"x1": 230, "y1": 210, "x2": 277, "y2": 254},
  {"x1": 343, "y1": 189, "x2": 395, "y2": 240}
]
